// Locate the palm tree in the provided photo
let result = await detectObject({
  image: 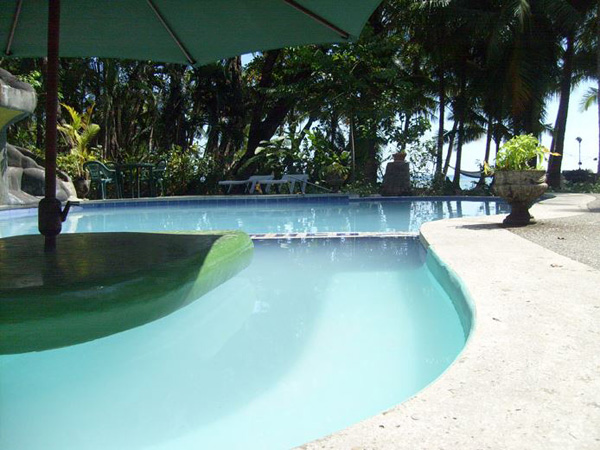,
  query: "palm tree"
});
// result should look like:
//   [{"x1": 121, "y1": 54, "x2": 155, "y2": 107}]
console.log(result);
[{"x1": 547, "y1": 0, "x2": 596, "y2": 188}]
